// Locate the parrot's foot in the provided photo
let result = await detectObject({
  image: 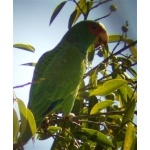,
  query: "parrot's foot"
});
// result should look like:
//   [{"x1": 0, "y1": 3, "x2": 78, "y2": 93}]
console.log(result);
[
  {"x1": 62, "y1": 113, "x2": 75, "y2": 122},
  {"x1": 68, "y1": 113, "x2": 76, "y2": 122}
]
